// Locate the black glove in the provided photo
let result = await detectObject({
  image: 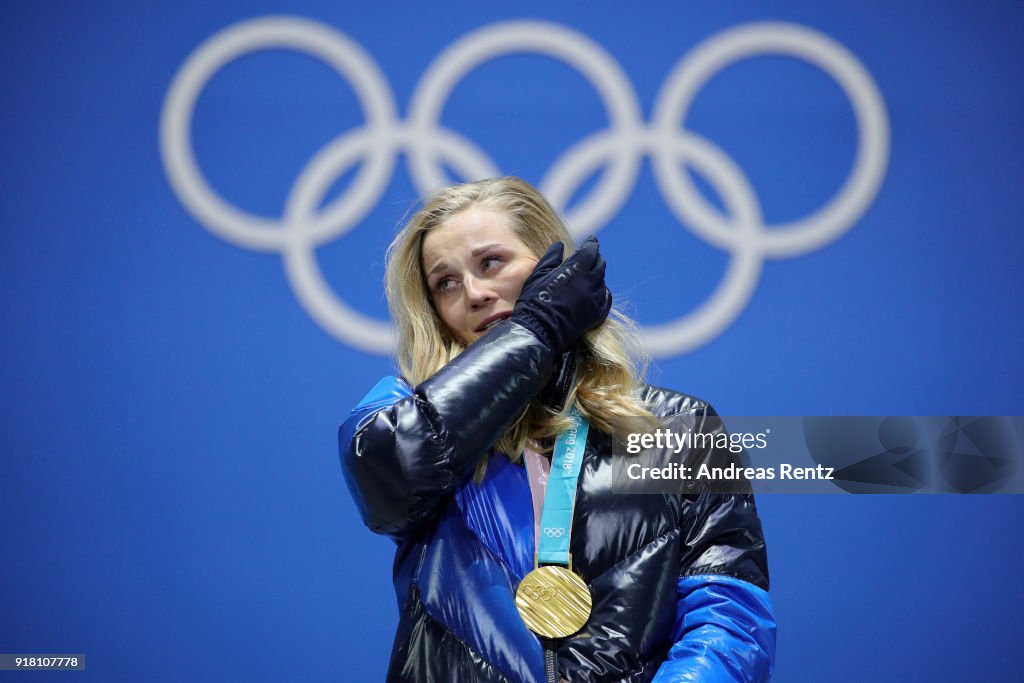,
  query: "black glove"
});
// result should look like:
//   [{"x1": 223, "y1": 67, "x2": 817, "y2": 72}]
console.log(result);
[
  {"x1": 538, "y1": 350, "x2": 577, "y2": 412},
  {"x1": 510, "y1": 236, "x2": 612, "y2": 355}
]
